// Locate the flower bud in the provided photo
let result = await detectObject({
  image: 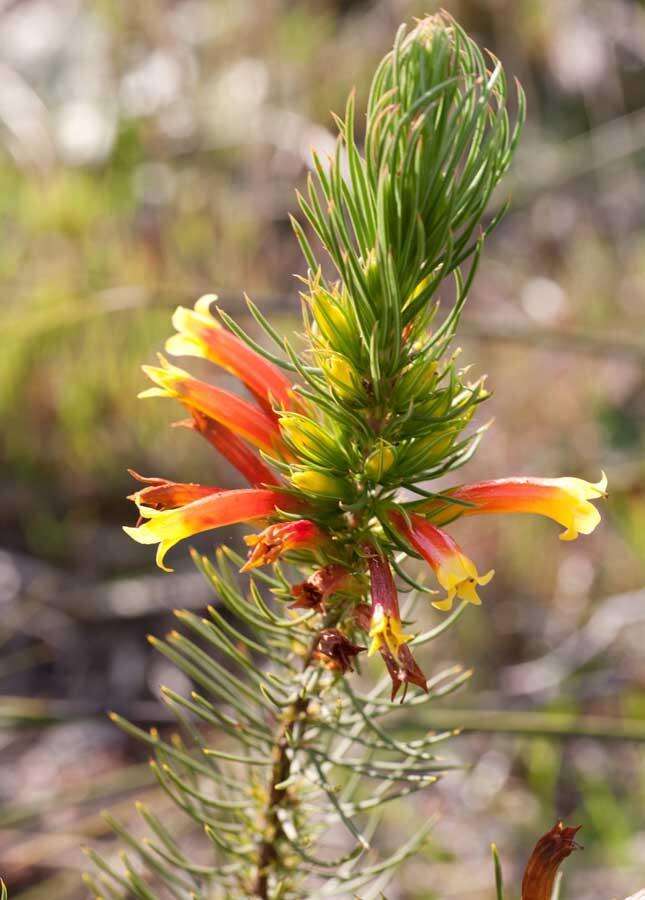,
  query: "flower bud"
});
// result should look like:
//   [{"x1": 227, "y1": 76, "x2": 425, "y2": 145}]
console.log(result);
[
  {"x1": 413, "y1": 430, "x2": 456, "y2": 466},
  {"x1": 279, "y1": 415, "x2": 336, "y2": 460},
  {"x1": 310, "y1": 288, "x2": 352, "y2": 345},
  {"x1": 395, "y1": 358, "x2": 437, "y2": 402},
  {"x1": 364, "y1": 441, "x2": 396, "y2": 480},
  {"x1": 362, "y1": 248, "x2": 382, "y2": 306},
  {"x1": 291, "y1": 469, "x2": 346, "y2": 497},
  {"x1": 322, "y1": 354, "x2": 362, "y2": 400}
]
